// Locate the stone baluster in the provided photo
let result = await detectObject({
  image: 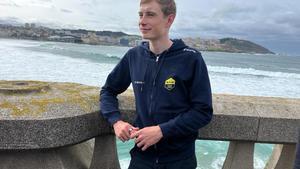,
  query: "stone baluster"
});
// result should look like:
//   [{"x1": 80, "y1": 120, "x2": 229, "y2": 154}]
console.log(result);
[
  {"x1": 222, "y1": 141, "x2": 255, "y2": 169},
  {"x1": 89, "y1": 134, "x2": 121, "y2": 169},
  {"x1": 265, "y1": 144, "x2": 296, "y2": 169}
]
